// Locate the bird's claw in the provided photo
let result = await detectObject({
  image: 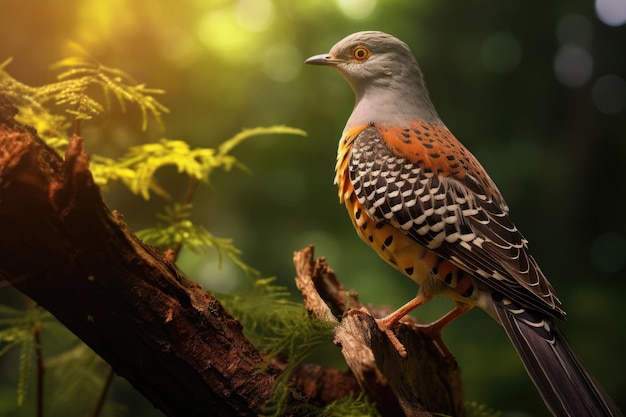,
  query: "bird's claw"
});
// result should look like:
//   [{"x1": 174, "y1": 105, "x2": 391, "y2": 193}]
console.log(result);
[{"x1": 376, "y1": 318, "x2": 457, "y2": 367}]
